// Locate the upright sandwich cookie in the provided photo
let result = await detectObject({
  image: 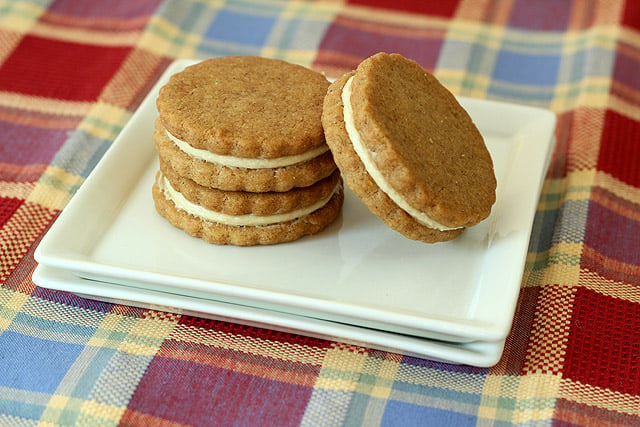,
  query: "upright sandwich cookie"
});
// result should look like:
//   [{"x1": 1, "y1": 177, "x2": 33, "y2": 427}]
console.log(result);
[
  {"x1": 156, "y1": 56, "x2": 336, "y2": 192},
  {"x1": 153, "y1": 56, "x2": 343, "y2": 246},
  {"x1": 322, "y1": 53, "x2": 496, "y2": 243}
]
